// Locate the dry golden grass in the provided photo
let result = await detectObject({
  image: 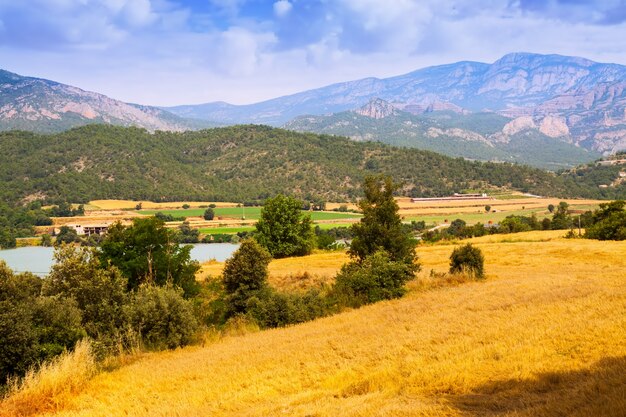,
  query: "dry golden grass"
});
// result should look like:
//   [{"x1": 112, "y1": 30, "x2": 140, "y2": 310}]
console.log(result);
[
  {"x1": 88, "y1": 200, "x2": 237, "y2": 210},
  {"x1": 396, "y1": 197, "x2": 604, "y2": 217},
  {"x1": 0, "y1": 341, "x2": 96, "y2": 417},
  {"x1": 5, "y1": 232, "x2": 626, "y2": 417},
  {"x1": 197, "y1": 251, "x2": 350, "y2": 290}
]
